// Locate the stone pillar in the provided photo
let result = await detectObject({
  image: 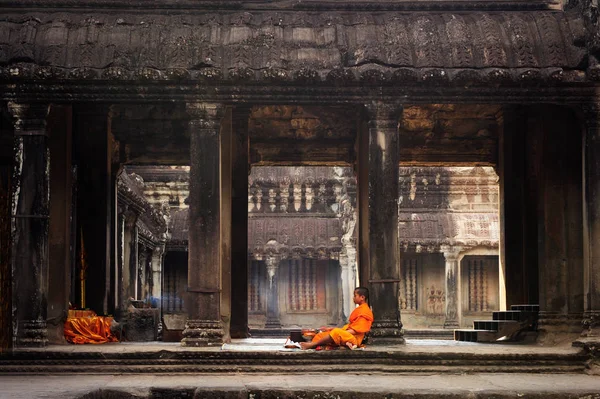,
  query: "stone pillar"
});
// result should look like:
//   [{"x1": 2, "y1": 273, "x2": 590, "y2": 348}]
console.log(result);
[
  {"x1": 151, "y1": 245, "x2": 165, "y2": 302},
  {"x1": 339, "y1": 195, "x2": 358, "y2": 321},
  {"x1": 442, "y1": 247, "x2": 461, "y2": 328},
  {"x1": 8, "y1": 102, "x2": 50, "y2": 347},
  {"x1": 138, "y1": 247, "x2": 148, "y2": 299},
  {"x1": 230, "y1": 106, "x2": 250, "y2": 338},
  {"x1": 182, "y1": 103, "x2": 224, "y2": 346},
  {"x1": 363, "y1": 102, "x2": 404, "y2": 343},
  {"x1": 151, "y1": 245, "x2": 164, "y2": 333},
  {"x1": 47, "y1": 105, "x2": 73, "y2": 344},
  {"x1": 116, "y1": 205, "x2": 125, "y2": 313},
  {"x1": 582, "y1": 104, "x2": 600, "y2": 336},
  {"x1": 264, "y1": 255, "x2": 281, "y2": 329},
  {"x1": 498, "y1": 106, "x2": 527, "y2": 308},
  {"x1": 533, "y1": 105, "x2": 583, "y2": 337},
  {"x1": 121, "y1": 209, "x2": 138, "y2": 309}
]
